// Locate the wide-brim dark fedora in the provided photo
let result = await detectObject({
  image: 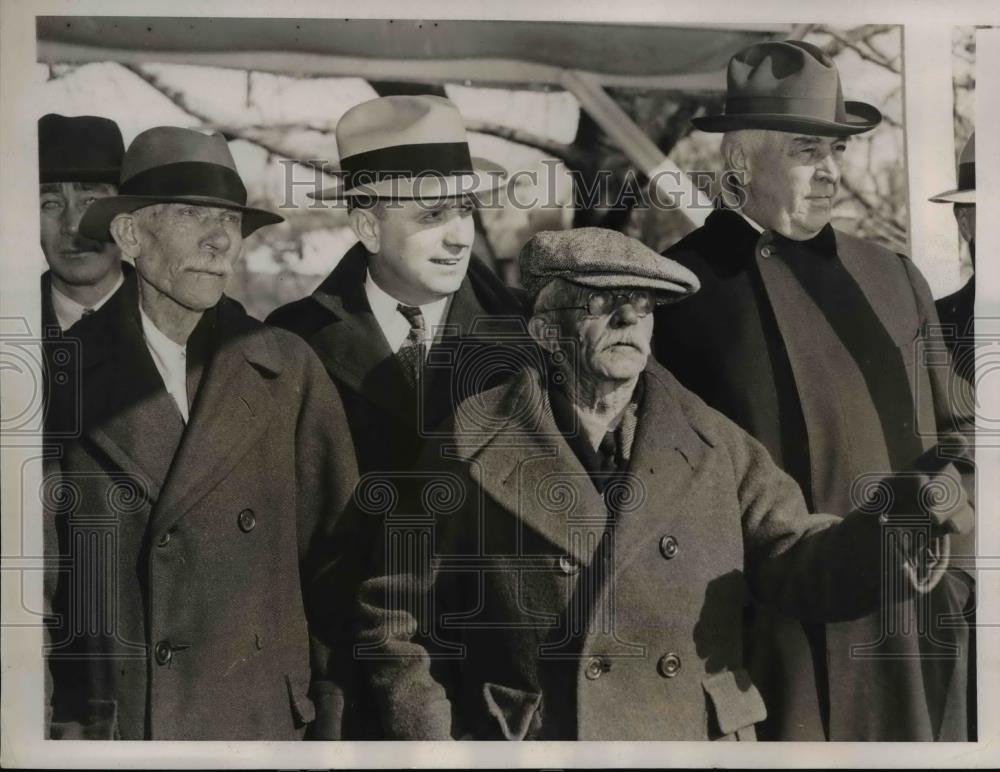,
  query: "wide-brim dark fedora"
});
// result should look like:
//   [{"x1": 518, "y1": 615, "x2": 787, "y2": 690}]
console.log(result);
[
  {"x1": 79, "y1": 126, "x2": 284, "y2": 242},
  {"x1": 930, "y1": 132, "x2": 975, "y2": 204},
  {"x1": 692, "y1": 40, "x2": 882, "y2": 136},
  {"x1": 309, "y1": 95, "x2": 507, "y2": 201},
  {"x1": 39, "y1": 113, "x2": 125, "y2": 185}
]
